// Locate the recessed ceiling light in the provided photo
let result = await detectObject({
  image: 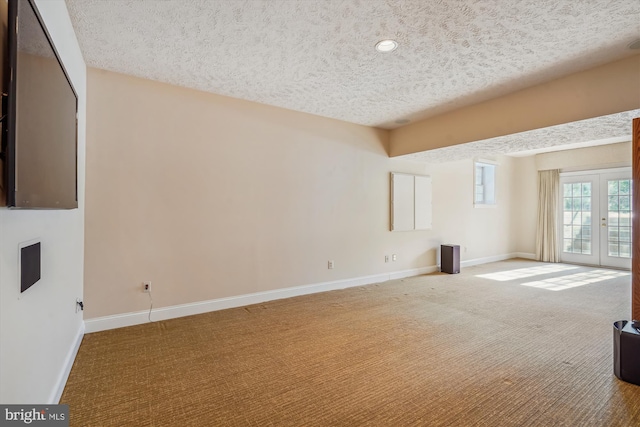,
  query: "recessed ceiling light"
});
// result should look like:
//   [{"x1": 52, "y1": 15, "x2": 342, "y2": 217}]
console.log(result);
[
  {"x1": 395, "y1": 119, "x2": 410, "y2": 125},
  {"x1": 375, "y1": 39, "x2": 398, "y2": 53}
]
